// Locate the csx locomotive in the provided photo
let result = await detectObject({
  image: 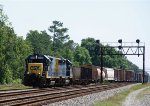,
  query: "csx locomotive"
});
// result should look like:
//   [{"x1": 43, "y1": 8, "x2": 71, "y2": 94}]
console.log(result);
[{"x1": 24, "y1": 54, "x2": 72, "y2": 87}]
